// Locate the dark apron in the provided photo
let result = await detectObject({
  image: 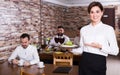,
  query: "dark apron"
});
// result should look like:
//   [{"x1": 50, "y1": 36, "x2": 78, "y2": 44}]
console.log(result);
[{"x1": 79, "y1": 52, "x2": 106, "y2": 75}]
